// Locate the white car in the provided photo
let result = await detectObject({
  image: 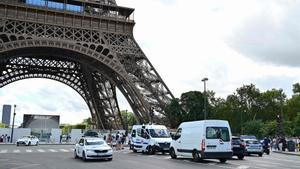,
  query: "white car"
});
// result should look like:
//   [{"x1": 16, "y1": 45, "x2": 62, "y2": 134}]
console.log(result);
[
  {"x1": 16, "y1": 135, "x2": 39, "y2": 146},
  {"x1": 243, "y1": 139, "x2": 263, "y2": 156},
  {"x1": 74, "y1": 137, "x2": 113, "y2": 161}
]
